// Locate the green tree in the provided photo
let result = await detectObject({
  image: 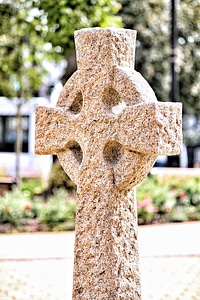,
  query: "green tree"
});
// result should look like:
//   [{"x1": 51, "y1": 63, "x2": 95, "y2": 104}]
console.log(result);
[
  {"x1": 118, "y1": 0, "x2": 170, "y2": 103},
  {"x1": 0, "y1": 1, "x2": 45, "y2": 99},
  {"x1": 118, "y1": 0, "x2": 200, "y2": 115},
  {"x1": 29, "y1": 0, "x2": 122, "y2": 82},
  {"x1": 178, "y1": 0, "x2": 200, "y2": 114},
  {"x1": 30, "y1": 0, "x2": 122, "y2": 57},
  {"x1": 0, "y1": 0, "x2": 48, "y2": 183}
]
